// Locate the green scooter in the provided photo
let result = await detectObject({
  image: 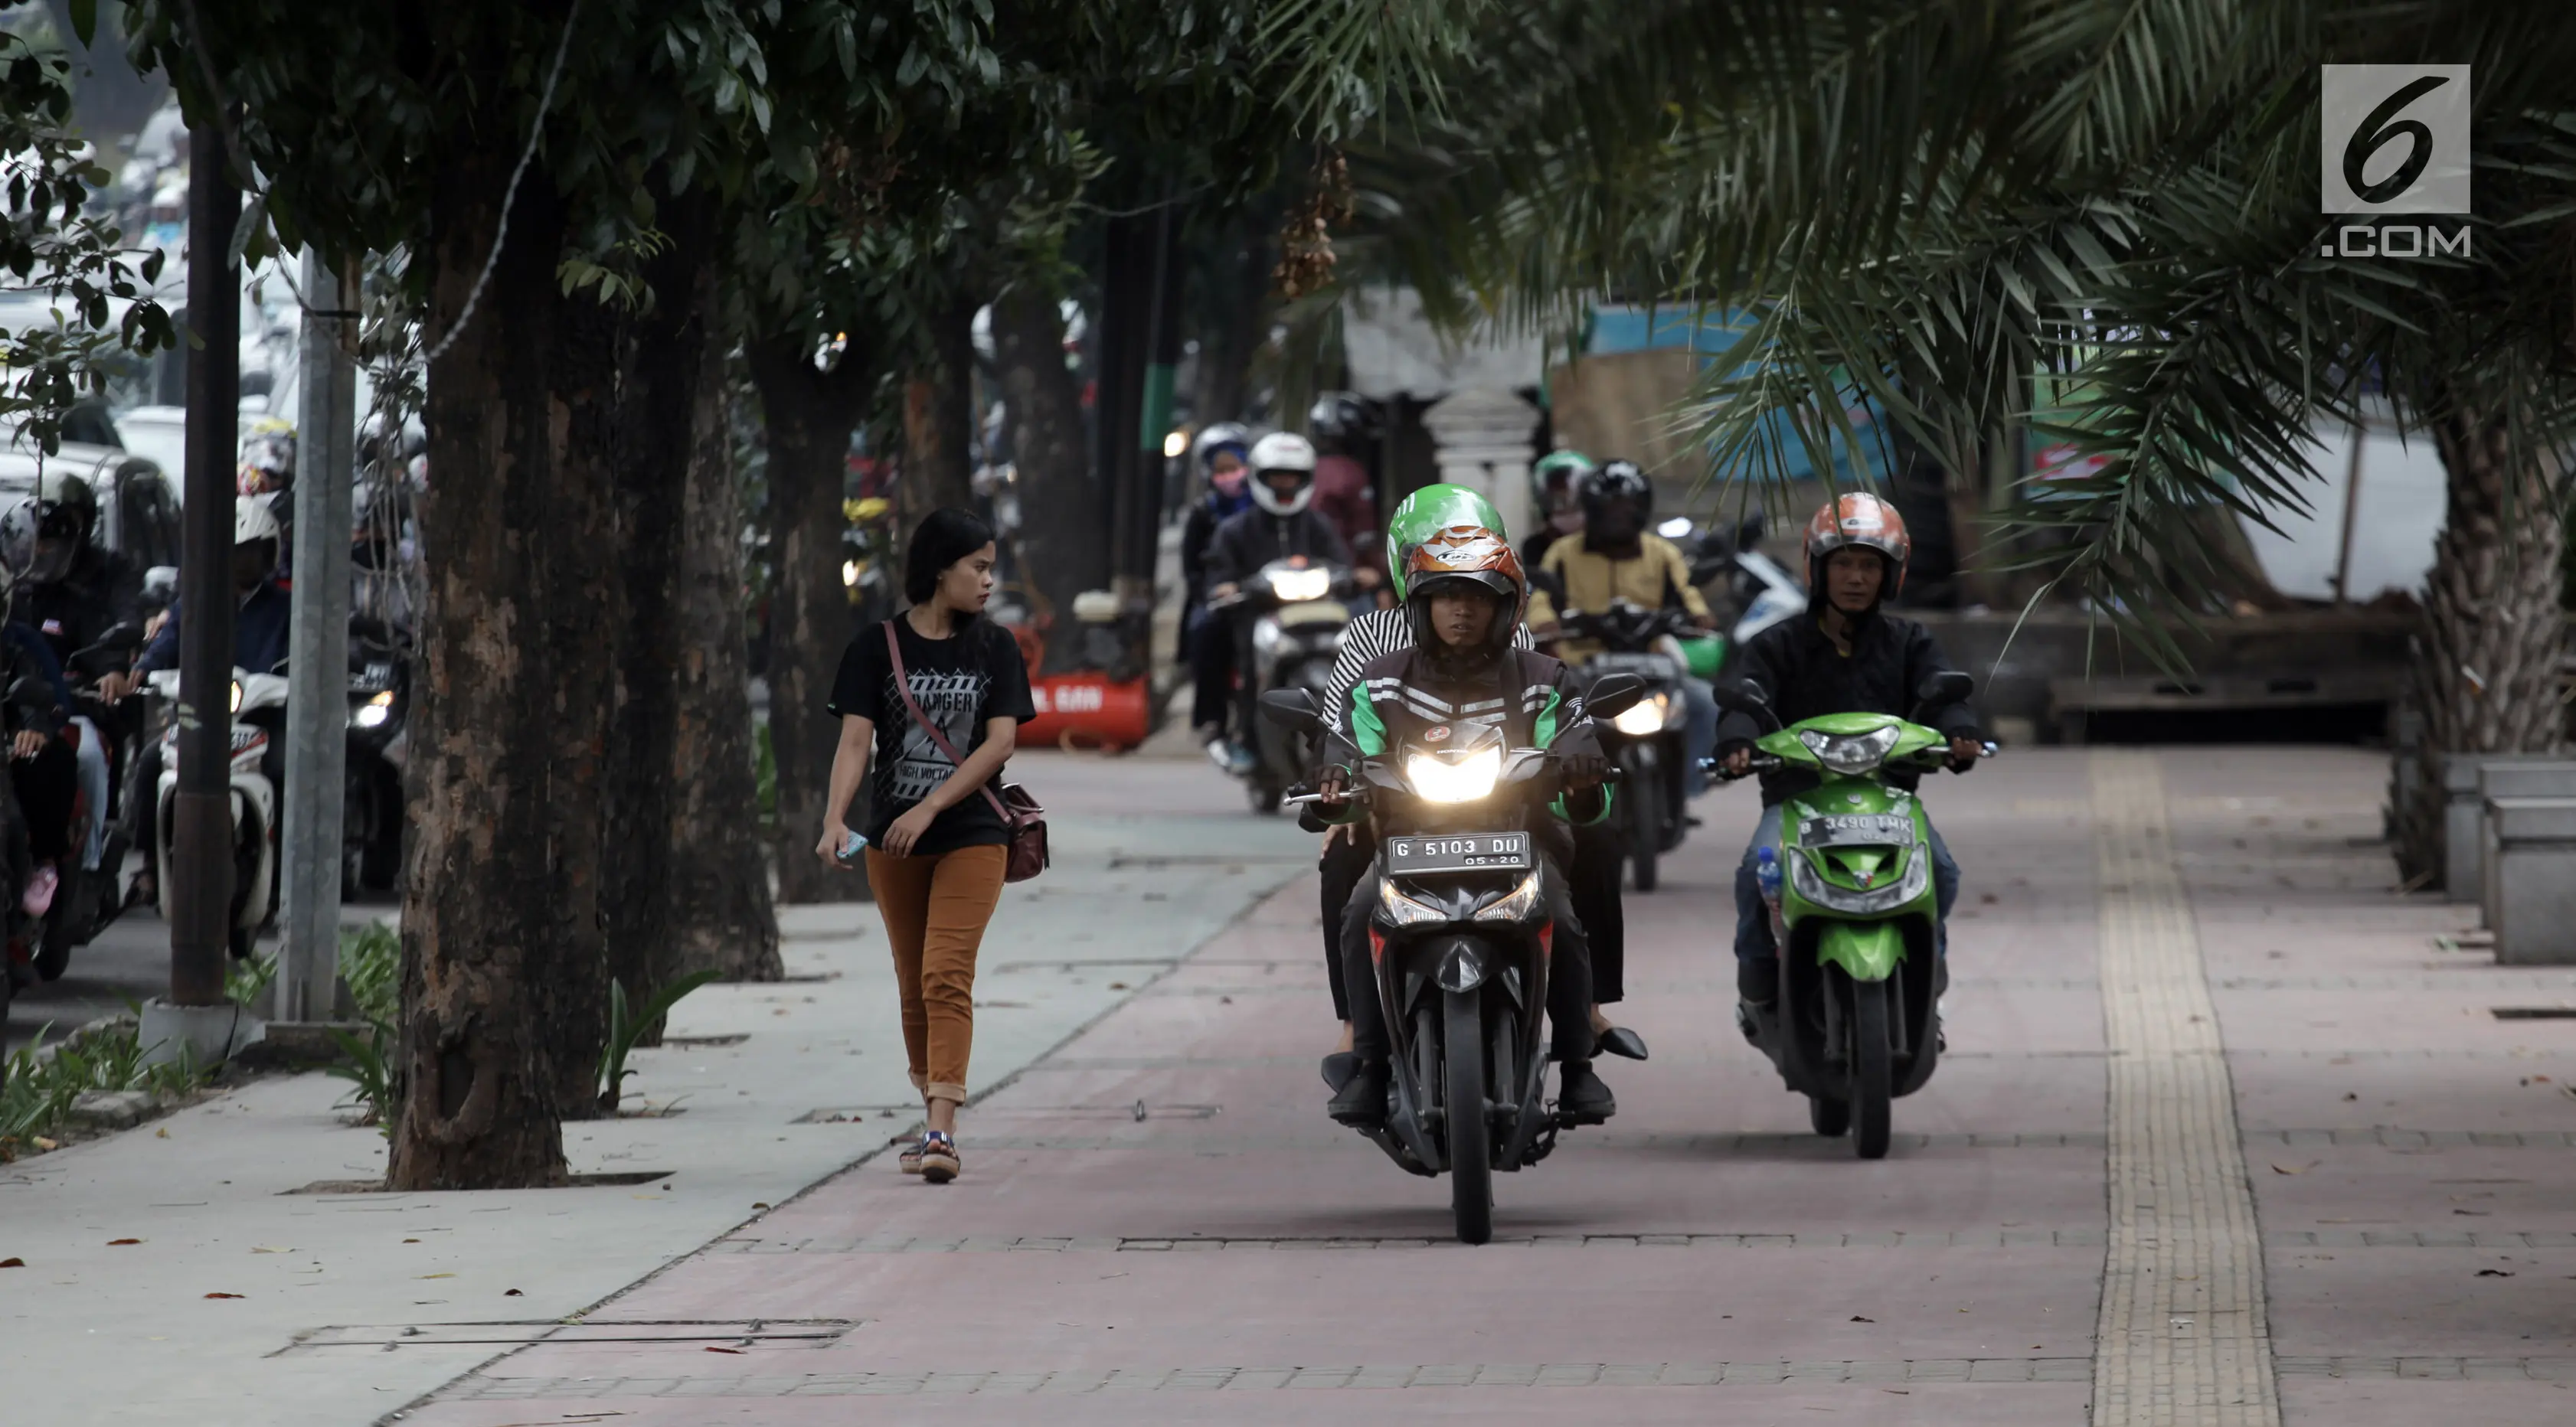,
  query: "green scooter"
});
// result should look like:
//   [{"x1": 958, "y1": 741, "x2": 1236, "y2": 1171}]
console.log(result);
[{"x1": 1711, "y1": 672, "x2": 1986, "y2": 1159}]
